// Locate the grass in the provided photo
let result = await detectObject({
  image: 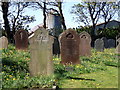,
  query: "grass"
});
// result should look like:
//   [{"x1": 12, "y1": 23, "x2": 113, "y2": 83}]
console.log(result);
[
  {"x1": 1, "y1": 44, "x2": 119, "y2": 89},
  {"x1": 59, "y1": 66, "x2": 118, "y2": 88}
]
